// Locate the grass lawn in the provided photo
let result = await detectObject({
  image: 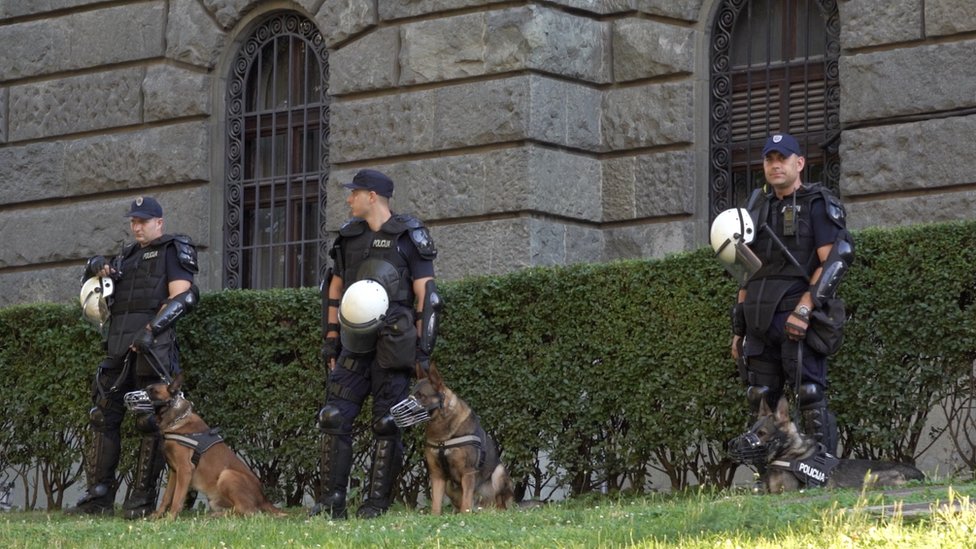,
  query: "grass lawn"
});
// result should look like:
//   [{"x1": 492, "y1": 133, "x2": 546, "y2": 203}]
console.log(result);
[{"x1": 1, "y1": 482, "x2": 974, "y2": 548}]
